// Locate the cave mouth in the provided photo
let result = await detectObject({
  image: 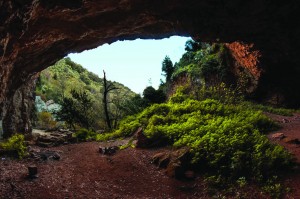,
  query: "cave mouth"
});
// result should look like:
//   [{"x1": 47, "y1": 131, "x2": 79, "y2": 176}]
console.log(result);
[{"x1": 1, "y1": 0, "x2": 299, "y2": 138}]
